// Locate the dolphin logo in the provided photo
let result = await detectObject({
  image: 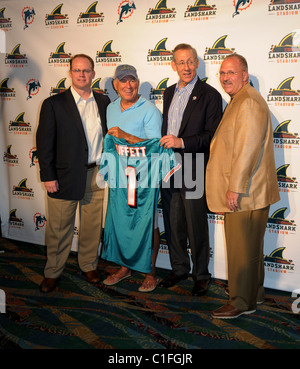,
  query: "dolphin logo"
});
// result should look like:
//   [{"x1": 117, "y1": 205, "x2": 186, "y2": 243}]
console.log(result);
[
  {"x1": 23, "y1": 7, "x2": 35, "y2": 29},
  {"x1": 117, "y1": 1, "x2": 136, "y2": 24},
  {"x1": 35, "y1": 214, "x2": 47, "y2": 231},
  {"x1": 26, "y1": 80, "x2": 41, "y2": 100},
  {"x1": 233, "y1": 0, "x2": 250, "y2": 17}
]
